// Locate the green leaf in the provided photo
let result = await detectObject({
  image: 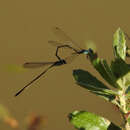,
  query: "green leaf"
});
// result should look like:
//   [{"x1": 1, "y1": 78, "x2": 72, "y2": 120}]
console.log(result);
[
  {"x1": 73, "y1": 69, "x2": 117, "y2": 101},
  {"x1": 89, "y1": 55, "x2": 120, "y2": 89},
  {"x1": 113, "y1": 28, "x2": 126, "y2": 60},
  {"x1": 68, "y1": 111, "x2": 121, "y2": 130},
  {"x1": 125, "y1": 86, "x2": 130, "y2": 95},
  {"x1": 127, "y1": 116, "x2": 130, "y2": 125},
  {"x1": 125, "y1": 86, "x2": 130, "y2": 110},
  {"x1": 101, "y1": 59, "x2": 120, "y2": 89},
  {"x1": 111, "y1": 59, "x2": 130, "y2": 89}
]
